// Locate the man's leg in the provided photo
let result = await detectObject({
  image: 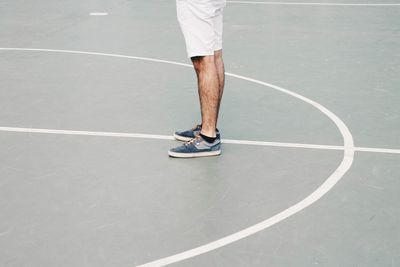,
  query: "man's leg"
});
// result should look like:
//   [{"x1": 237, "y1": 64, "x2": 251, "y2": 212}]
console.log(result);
[
  {"x1": 172, "y1": 51, "x2": 223, "y2": 142},
  {"x1": 214, "y1": 49, "x2": 225, "y2": 119},
  {"x1": 192, "y1": 55, "x2": 220, "y2": 138}
]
